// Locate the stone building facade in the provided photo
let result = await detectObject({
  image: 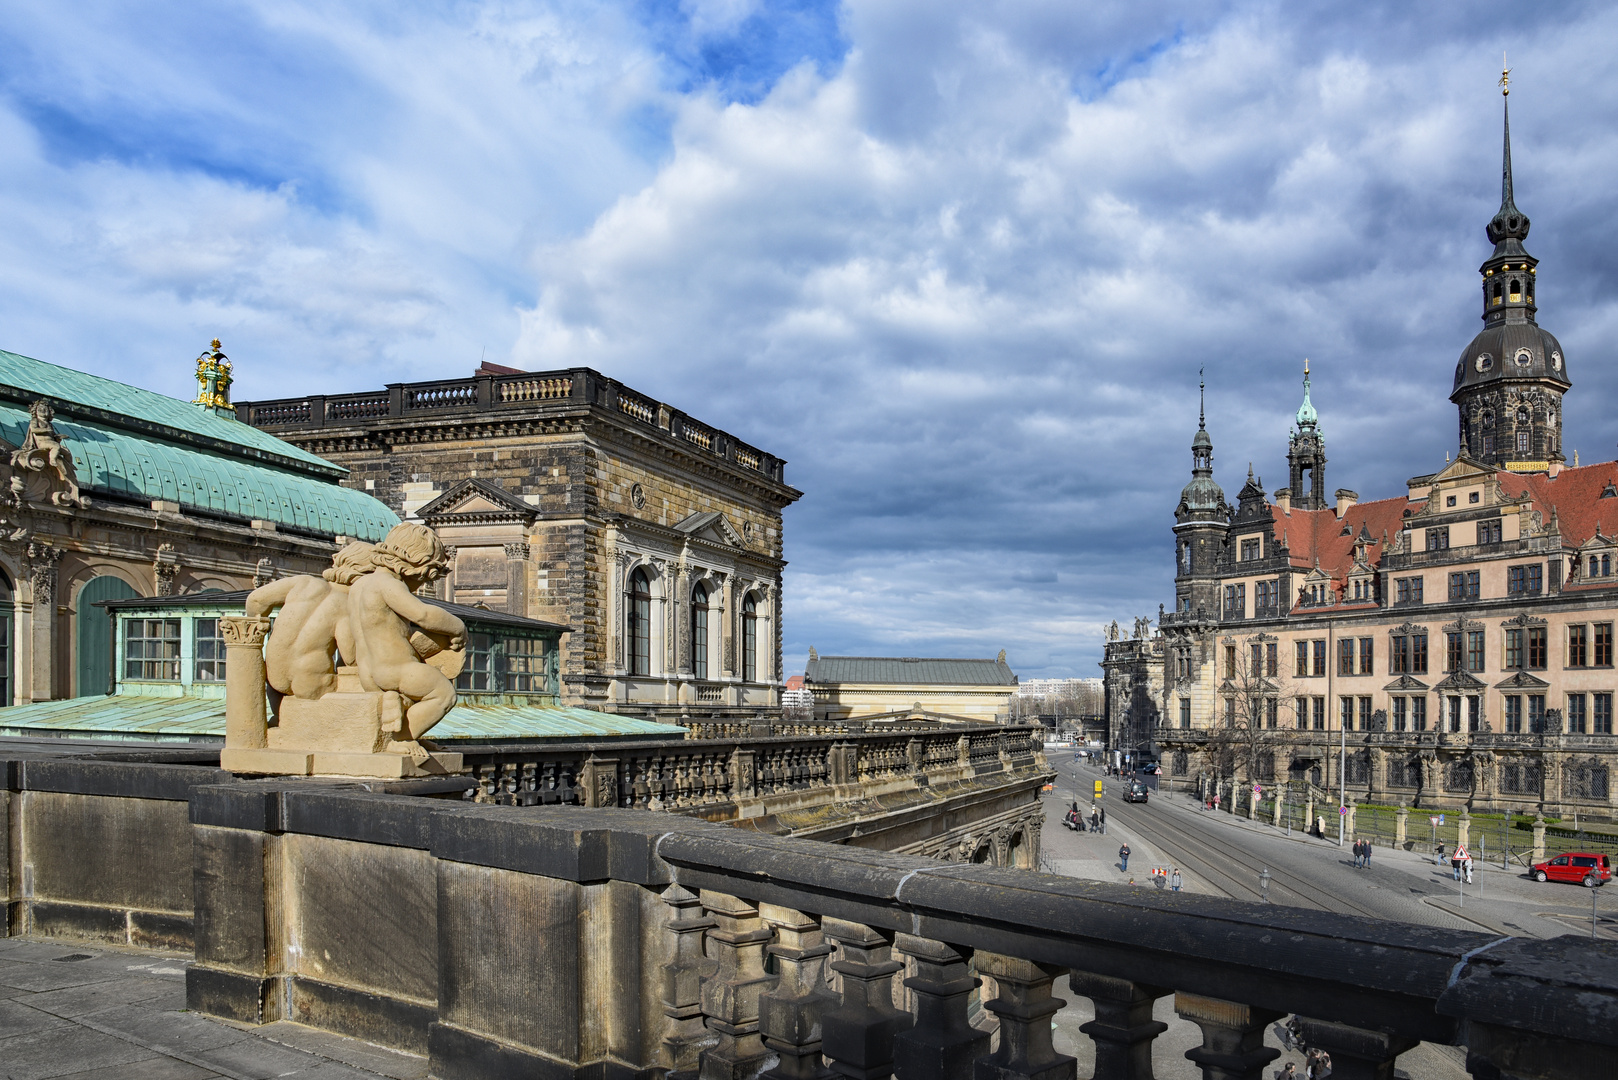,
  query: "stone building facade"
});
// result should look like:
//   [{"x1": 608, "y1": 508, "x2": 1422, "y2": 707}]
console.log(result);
[
  {"x1": 803, "y1": 652, "x2": 1019, "y2": 722},
  {"x1": 1109, "y1": 93, "x2": 1618, "y2": 820},
  {"x1": 0, "y1": 342, "x2": 396, "y2": 704},
  {"x1": 236, "y1": 366, "x2": 801, "y2": 717}
]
